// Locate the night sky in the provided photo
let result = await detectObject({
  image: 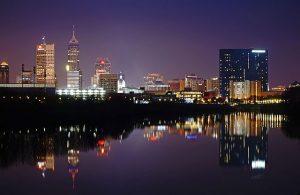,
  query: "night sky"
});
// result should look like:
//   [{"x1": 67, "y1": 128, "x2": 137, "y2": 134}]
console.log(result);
[{"x1": 0, "y1": 0, "x2": 299, "y2": 88}]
